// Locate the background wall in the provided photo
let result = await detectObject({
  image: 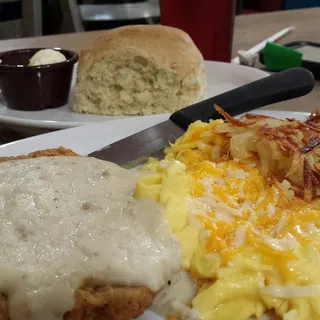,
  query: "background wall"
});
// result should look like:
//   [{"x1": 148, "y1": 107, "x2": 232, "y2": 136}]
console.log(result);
[{"x1": 284, "y1": 0, "x2": 320, "y2": 9}]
